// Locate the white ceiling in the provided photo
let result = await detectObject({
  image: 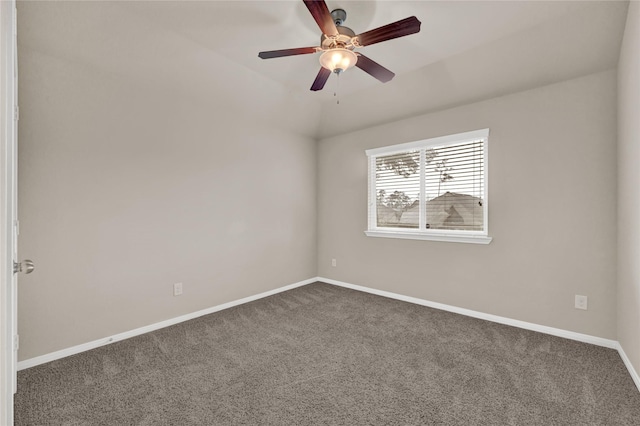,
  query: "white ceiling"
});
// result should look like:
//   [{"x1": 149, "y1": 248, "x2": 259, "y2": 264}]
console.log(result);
[{"x1": 17, "y1": 1, "x2": 628, "y2": 139}]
